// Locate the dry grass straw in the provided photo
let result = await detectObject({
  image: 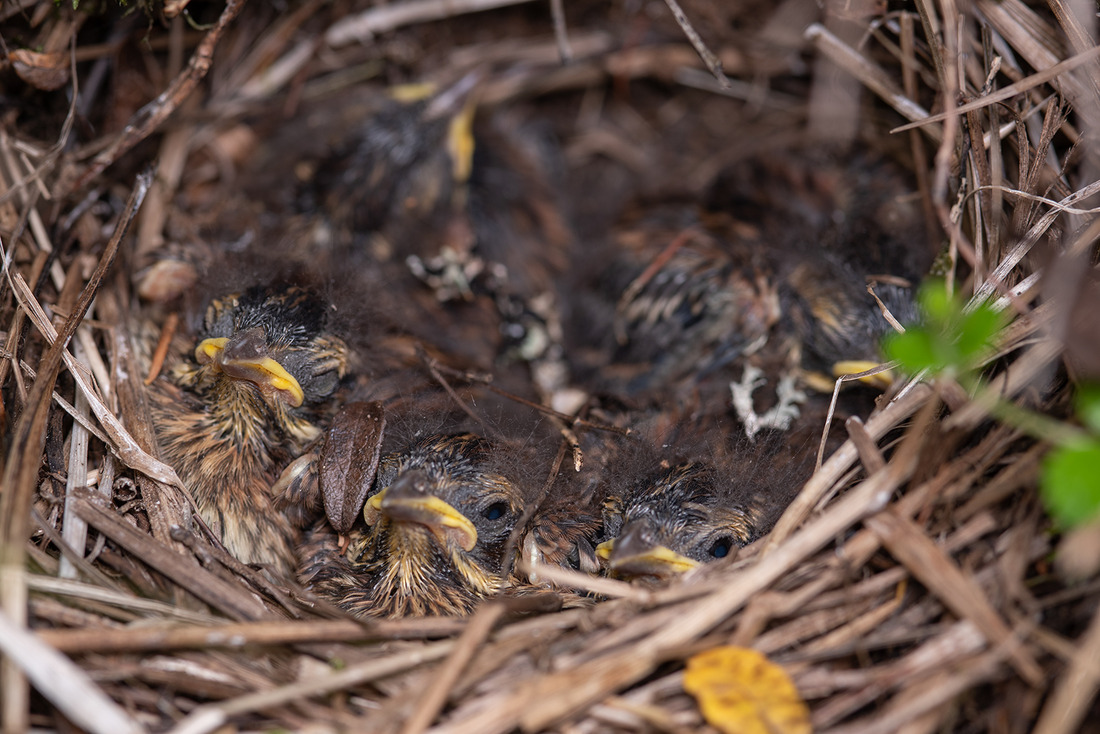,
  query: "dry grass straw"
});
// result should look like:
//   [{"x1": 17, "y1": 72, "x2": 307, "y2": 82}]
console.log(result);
[{"x1": 1, "y1": 0, "x2": 1097, "y2": 731}]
